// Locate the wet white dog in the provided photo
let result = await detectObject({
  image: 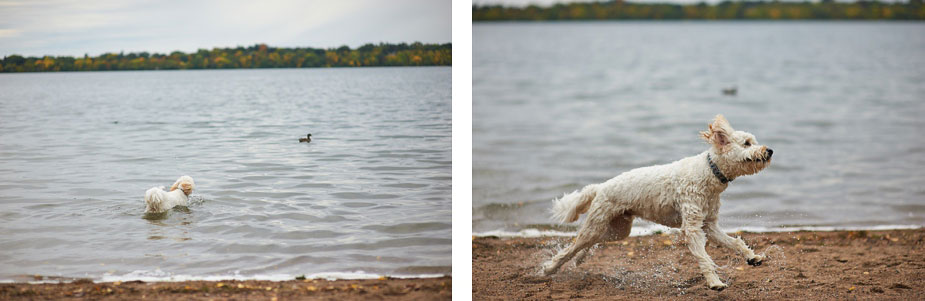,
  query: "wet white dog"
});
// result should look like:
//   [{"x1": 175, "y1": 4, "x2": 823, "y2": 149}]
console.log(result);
[
  {"x1": 543, "y1": 115, "x2": 772, "y2": 290},
  {"x1": 144, "y1": 175, "x2": 195, "y2": 213}
]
